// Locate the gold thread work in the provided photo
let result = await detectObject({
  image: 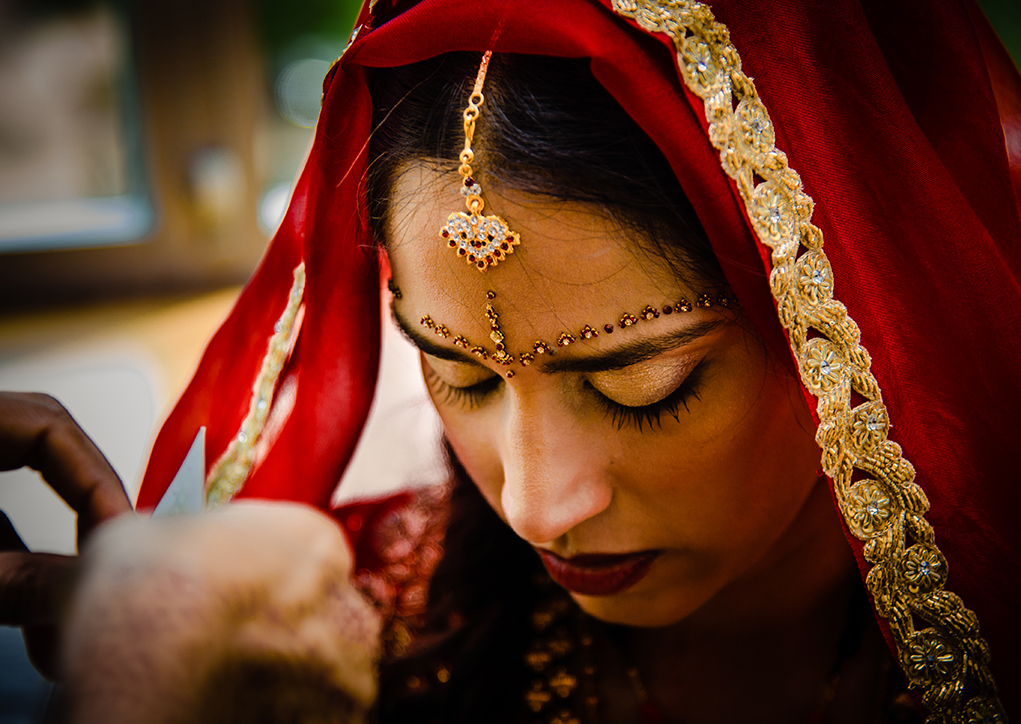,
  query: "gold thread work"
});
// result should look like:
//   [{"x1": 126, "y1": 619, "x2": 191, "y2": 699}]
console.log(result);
[
  {"x1": 206, "y1": 263, "x2": 306, "y2": 506},
  {"x1": 610, "y1": 0, "x2": 1002, "y2": 719}
]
